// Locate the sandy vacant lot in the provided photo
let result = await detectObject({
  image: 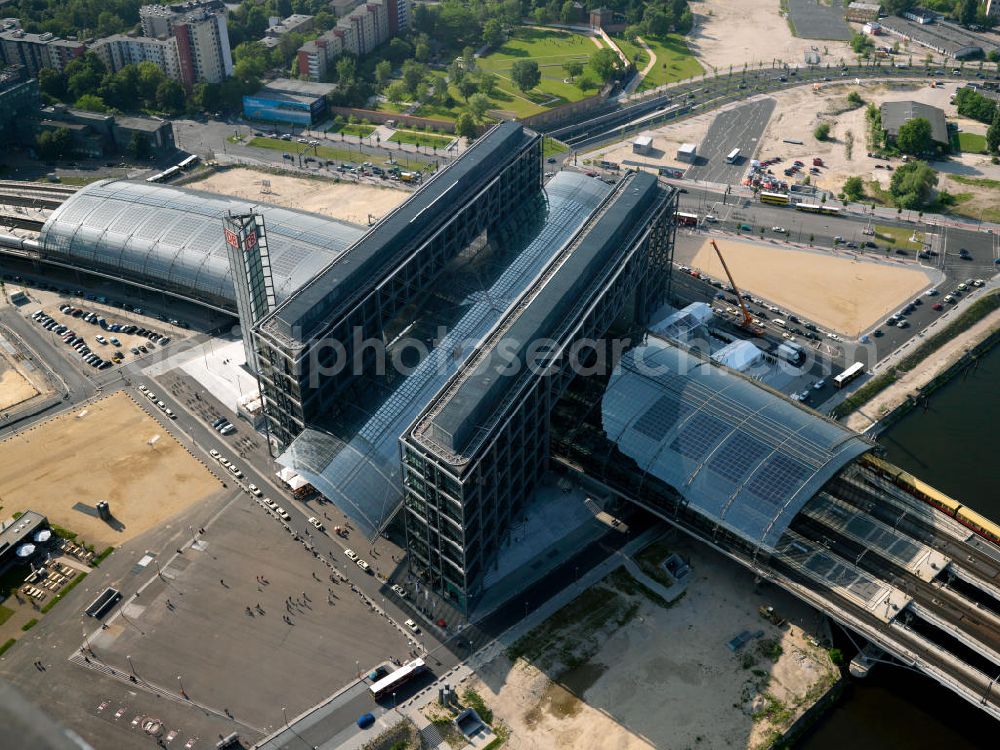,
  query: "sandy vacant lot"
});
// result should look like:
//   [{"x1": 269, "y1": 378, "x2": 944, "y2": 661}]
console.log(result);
[
  {"x1": 689, "y1": 237, "x2": 934, "y2": 337},
  {"x1": 690, "y1": 0, "x2": 850, "y2": 72},
  {"x1": 468, "y1": 537, "x2": 837, "y2": 750},
  {"x1": 755, "y1": 79, "x2": 1000, "y2": 197},
  {"x1": 0, "y1": 363, "x2": 37, "y2": 411},
  {"x1": 186, "y1": 167, "x2": 408, "y2": 225},
  {"x1": 0, "y1": 392, "x2": 220, "y2": 547}
]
